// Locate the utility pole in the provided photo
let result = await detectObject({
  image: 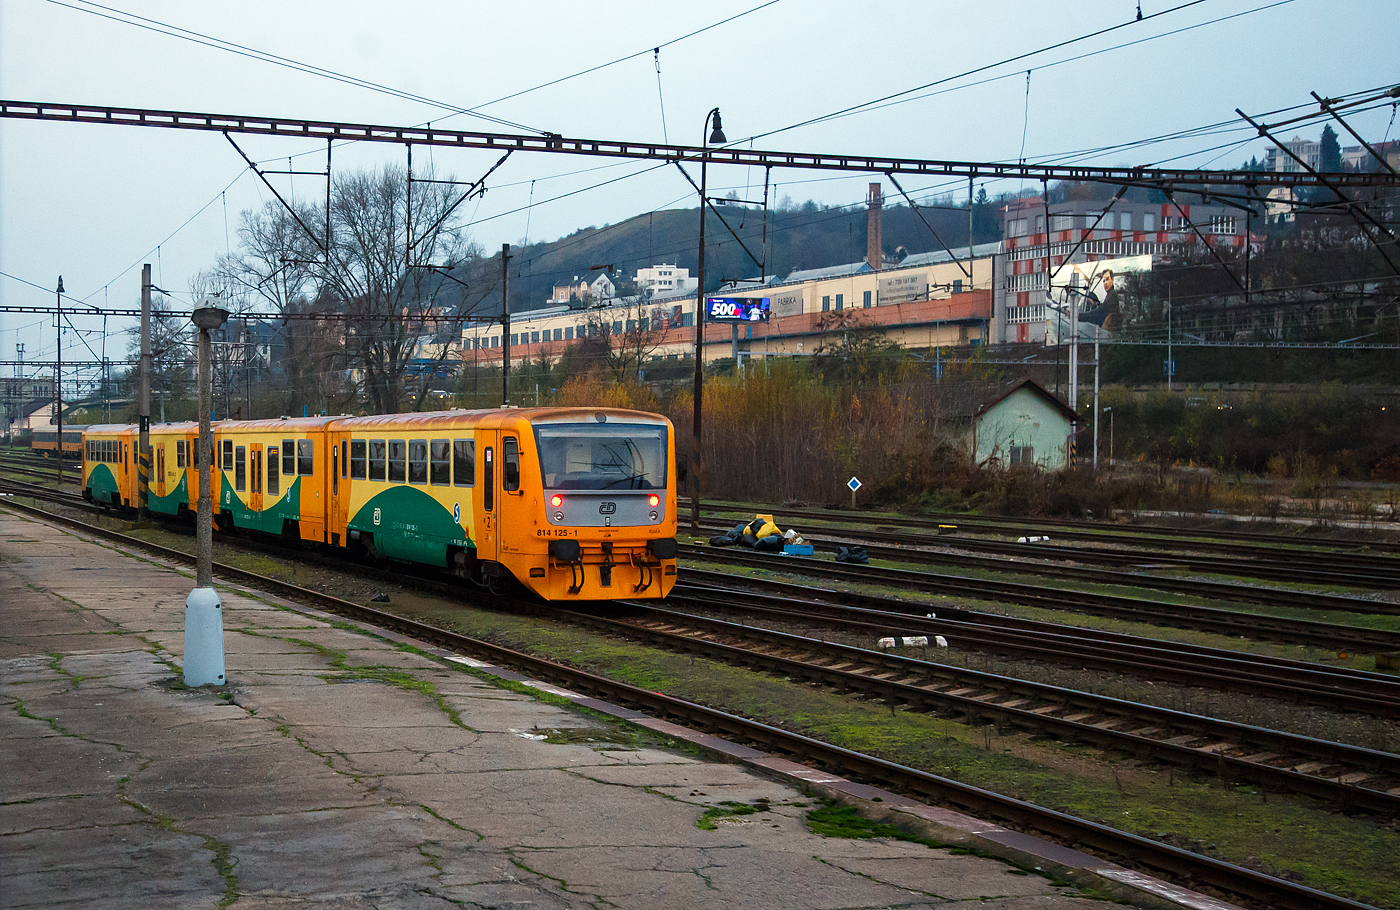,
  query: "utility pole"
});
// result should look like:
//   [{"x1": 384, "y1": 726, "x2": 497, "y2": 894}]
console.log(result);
[
  {"x1": 138, "y1": 264, "x2": 152, "y2": 519},
  {"x1": 55, "y1": 276, "x2": 63, "y2": 487},
  {"x1": 1166, "y1": 283, "x2": 1173, "y2": 394},
  {"x1": 501, "y1": 243, "x2": 511, "y2": 406}
]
